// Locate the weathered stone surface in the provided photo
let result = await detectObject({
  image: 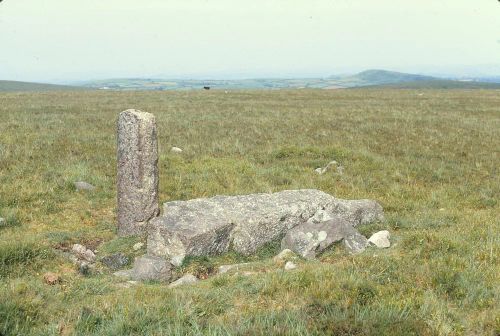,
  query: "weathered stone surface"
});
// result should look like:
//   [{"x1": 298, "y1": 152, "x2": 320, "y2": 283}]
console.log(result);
[
  {"x1": 281, "y1": 215, "x2": 348, "y2": 259},
  {"x1": 168, "y1": 274, "x2": 198, "y2": 288},
  {"x1": 101, "y1": 253, "x2": 129, "y2": 270},
  {"x1": 71, "y1": 244, "x2": 96, "y2": 262},
  {"x1": 130, "y1": 255, "x2": 172, "y2": 282},
  {"x1": 117, "y1": 109, "x2": 159, "y2": 236},
  {"x1": 284, "y1": 261, "x2": 297, "y2": 270},
  {"x1": 343, "y1": 230, "x2": 369, "y2": 254},
  {"x1": 74, "y1": 181, "x2": 95, "y2": 191},
  {"x1": 112, "y1": 255, "x2": 172, "y2": 282},
  {"x1": 148, "y1": 189, "x2": 383, "y2": 265},
  {"x1": 368, "y1": 230, "x2": 391, "y2": 248}
]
